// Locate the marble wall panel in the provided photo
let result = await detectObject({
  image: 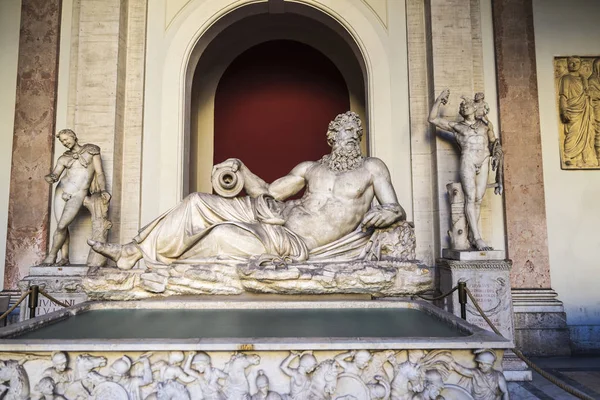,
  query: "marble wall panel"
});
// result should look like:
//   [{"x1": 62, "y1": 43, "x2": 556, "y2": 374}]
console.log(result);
[
  {"x1": 492, "y1": 0, "x2": 551, "y2": 288},
  {"x1": 406, "y1": 0, "x2": 438, "y2": 264},
  {"x1": 4, "y1": 0, "x2": 62, "y2": 289}
]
